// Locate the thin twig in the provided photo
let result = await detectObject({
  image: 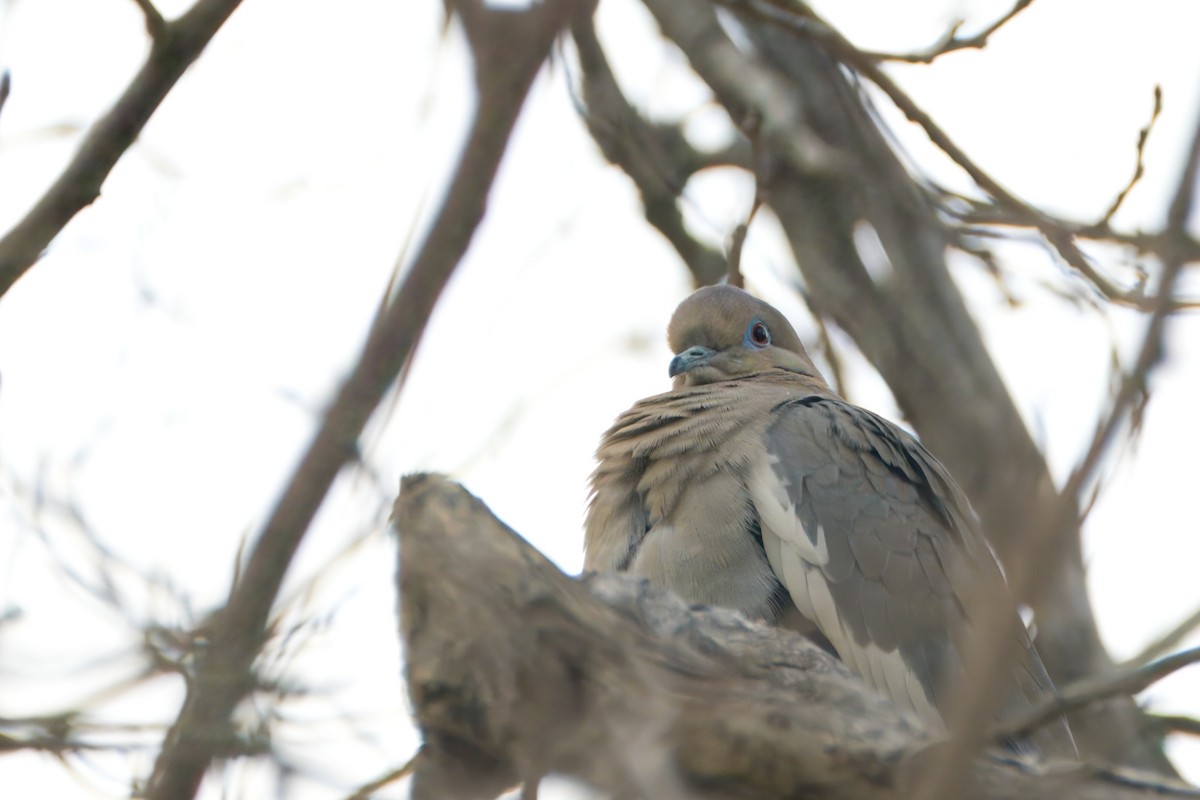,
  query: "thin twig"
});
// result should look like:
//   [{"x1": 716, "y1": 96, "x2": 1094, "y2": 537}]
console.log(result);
[
  {"x1": 995, "y1": 647, "x2": 1200, "y2": 743},
  {"x1": 725, "y1": 0, "x2": 1200, "y2": 313},
  {"x1": 140, "y1": 2, "x2": 587, "y2": 798},
  {"x1": 861, "y1": 0, "x2": 1036, "y2": 64},
  {"x1": 0, "y1": 0, "x2": 245, "y2": 298},
  {"x1": 1101, "y1": 85, "x2": 1163, "y2": 225}
]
